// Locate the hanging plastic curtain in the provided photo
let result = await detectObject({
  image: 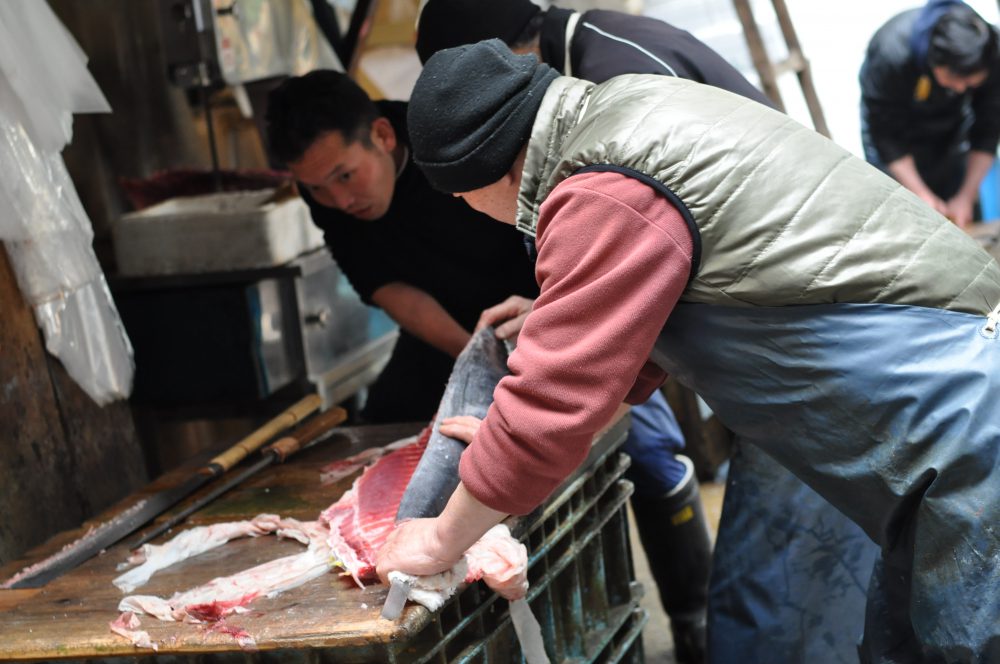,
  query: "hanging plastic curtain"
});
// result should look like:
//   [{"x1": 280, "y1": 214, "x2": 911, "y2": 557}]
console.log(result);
[{"x1": 0, "y1": 1, "x2": 133, "y2": 405}]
